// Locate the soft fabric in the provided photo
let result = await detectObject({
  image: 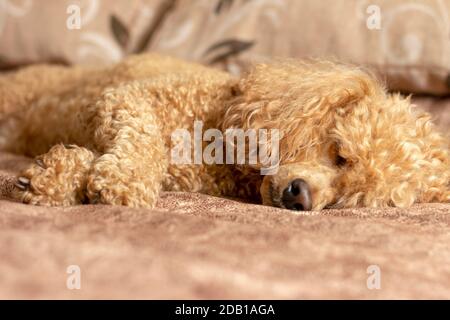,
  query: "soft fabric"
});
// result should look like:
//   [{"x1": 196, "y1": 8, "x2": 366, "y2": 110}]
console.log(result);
[
  {"x1": 151, "y1": 0, "x2": 450, "y2": 95},
  {"x1": 0, "y1": 0, "x2": 171, "y2": 67},
  {"x1": 0, "y1": 151, "x2": 449, "y2": 299},
  {"x1": 2, "y1": 0, "x2": 450, "y2": 95}
]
